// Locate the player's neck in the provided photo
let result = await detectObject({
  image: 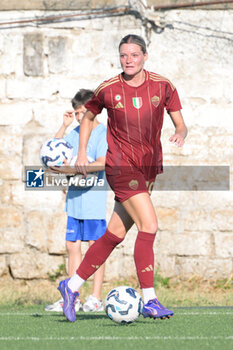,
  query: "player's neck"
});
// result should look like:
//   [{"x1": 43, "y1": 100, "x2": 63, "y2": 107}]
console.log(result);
[{"x1": 123, "y1": 69, "x2": 145, "y2": 87}]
